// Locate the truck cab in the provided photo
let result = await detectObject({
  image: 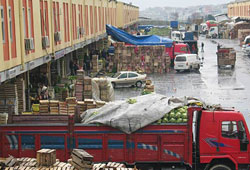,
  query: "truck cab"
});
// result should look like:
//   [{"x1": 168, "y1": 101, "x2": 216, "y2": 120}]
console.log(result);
[
  {"x1": 171, "y1": 31, "x2": 183, "y2": 41},
  {"x1": 242, "y1": 35, "x2": 250, "y2": 56},
  {"x1": 196, "y1": 109, "x2": 250, "y2": 170},
  {"x1": 208, "y1": 27, "x2": 218, "y2": 38}
]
